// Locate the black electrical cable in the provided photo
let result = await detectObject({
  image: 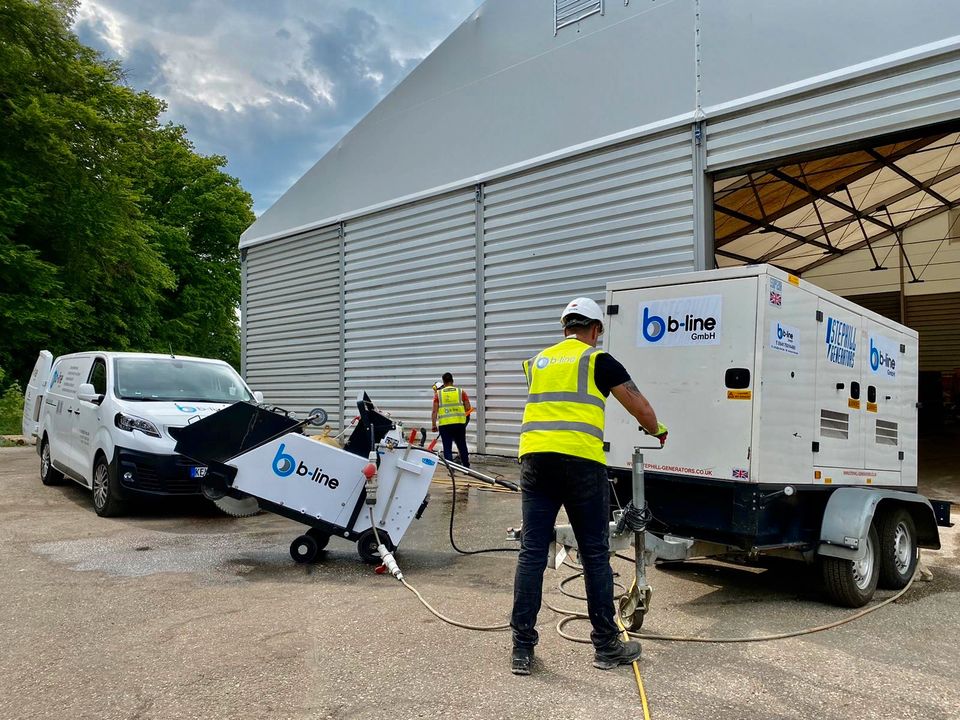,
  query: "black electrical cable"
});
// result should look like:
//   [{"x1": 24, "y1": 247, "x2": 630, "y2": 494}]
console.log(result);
[
  {"x1": 438, "y1": 453, "x2": 520, "y2": 556},
  {"x1": 615, "y1": 500, "x2": 653, "y2": 534}
]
